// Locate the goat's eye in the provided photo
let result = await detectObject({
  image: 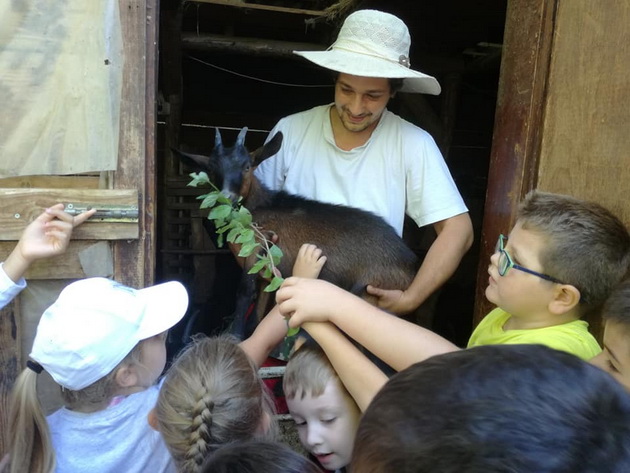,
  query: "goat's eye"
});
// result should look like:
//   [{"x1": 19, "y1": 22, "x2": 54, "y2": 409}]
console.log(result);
[{"x1": 244, "y1": 165, "x2": 251, "y2": 172}]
